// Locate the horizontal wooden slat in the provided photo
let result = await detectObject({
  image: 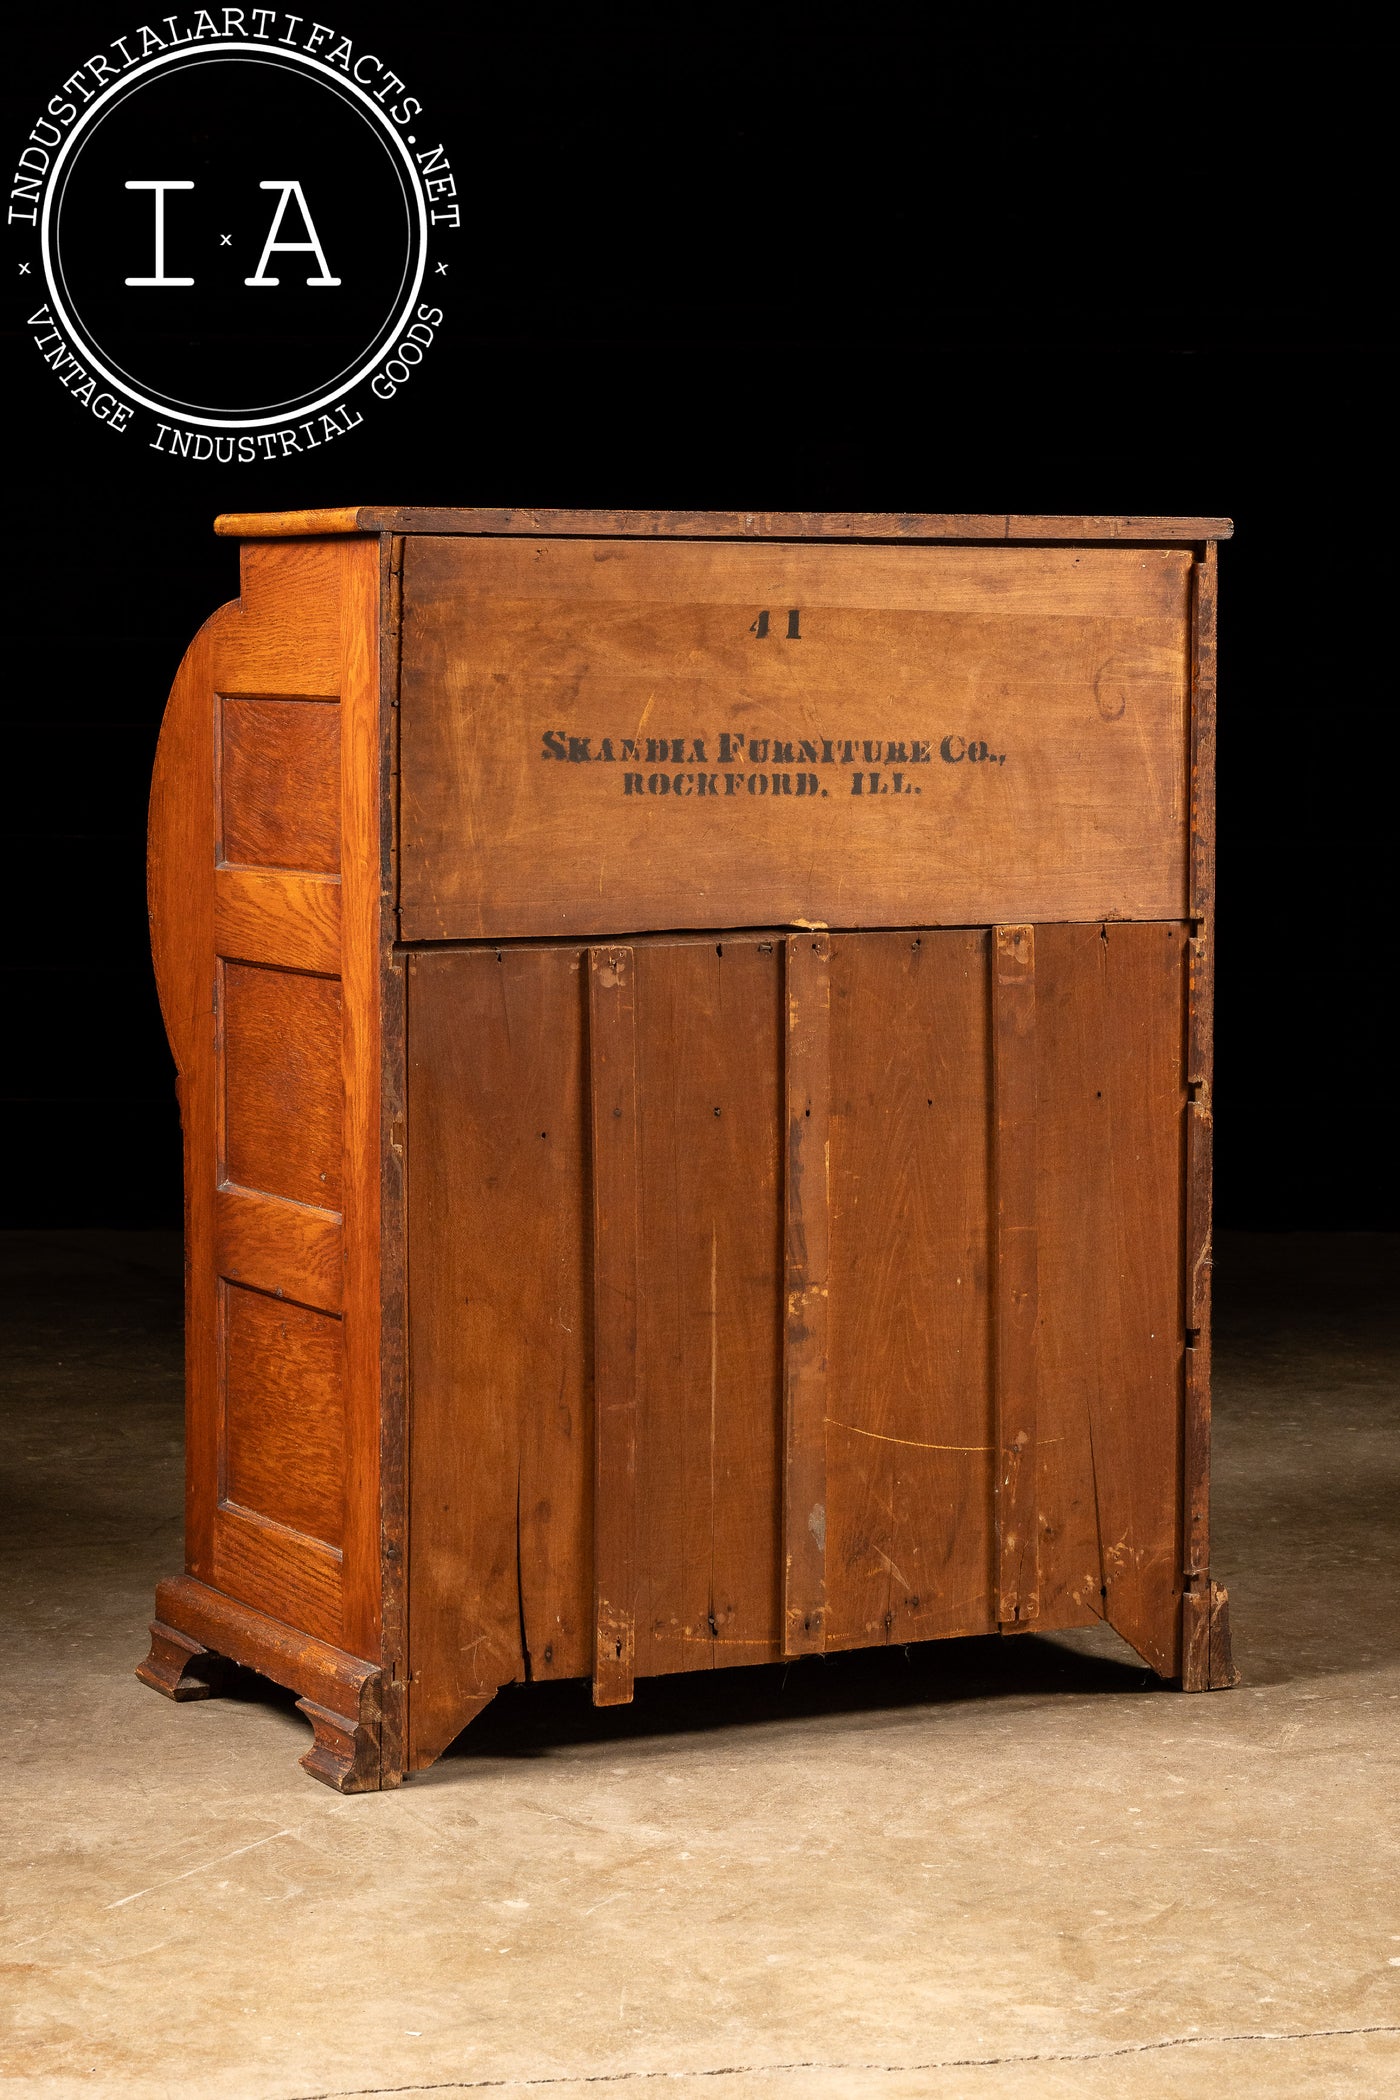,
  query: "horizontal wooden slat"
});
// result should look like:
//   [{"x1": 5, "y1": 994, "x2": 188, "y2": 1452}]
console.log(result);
[
  {"x1": 216, "y1": 1183, "x2": 343, "y2": 1311},
  {"x1": 214, "y1": 866, "x2": 342, "y2": 973},
  {"x1": 217, "y1": 508, "x2": 1233, "y2": 543},
  {"x1": 211, "y1": 1503, "x2": 343, "y2": 1648},
  {"x1": 400, "y1": 539, "x2": 1194, "y2": 943}
]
